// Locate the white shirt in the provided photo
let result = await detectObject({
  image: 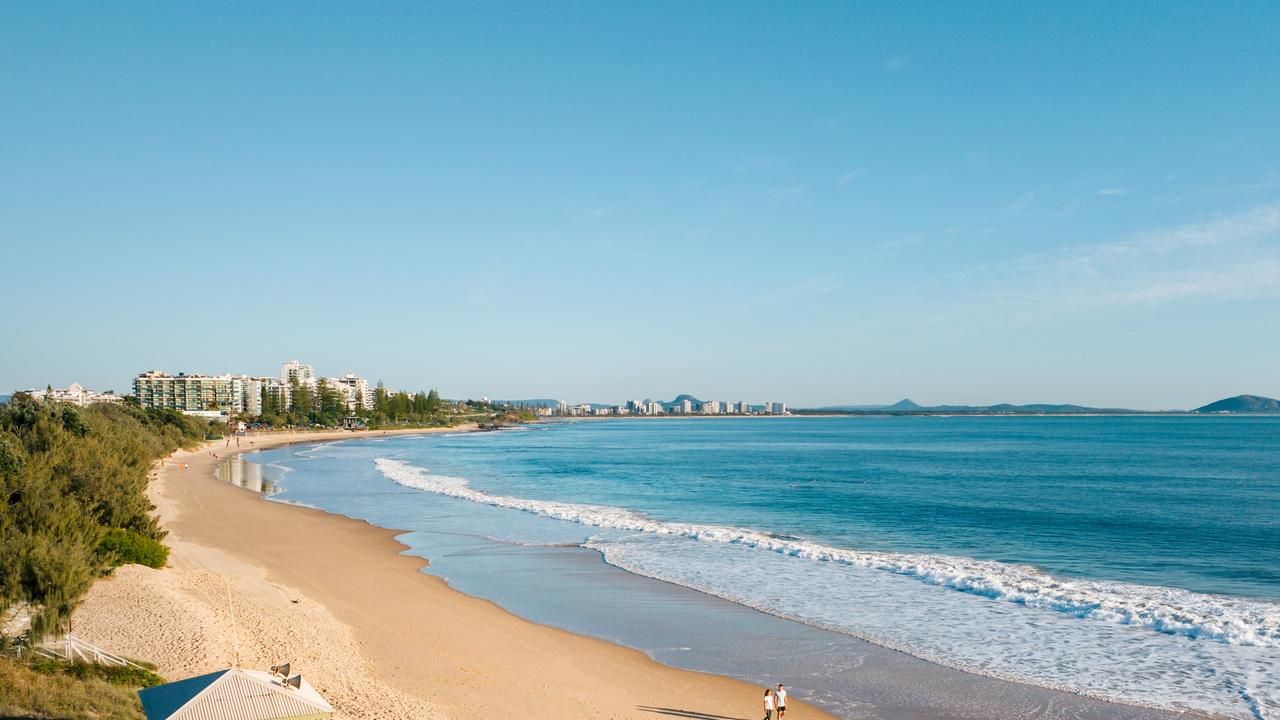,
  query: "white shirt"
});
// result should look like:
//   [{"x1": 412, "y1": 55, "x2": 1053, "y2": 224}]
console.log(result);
[
  {"x1": 776, "y1": 689, "x2": 787, "y2": 706},
  {"x1": 764, "y1": 695, "x2": 775, "y2": 710}
]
